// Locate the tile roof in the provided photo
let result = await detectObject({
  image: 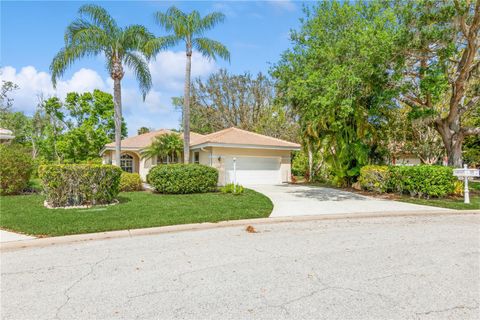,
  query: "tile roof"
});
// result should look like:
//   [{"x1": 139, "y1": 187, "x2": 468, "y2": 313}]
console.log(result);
[
  {"x1": 104, "y1": 127, "x2": 300, "y2": 151},
  {"x1": 191, "y1": 127, "x2": 300, "y2": 149},
  {"x1": 104, "y1": 129, "x2": 204, "y2": 149}
]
